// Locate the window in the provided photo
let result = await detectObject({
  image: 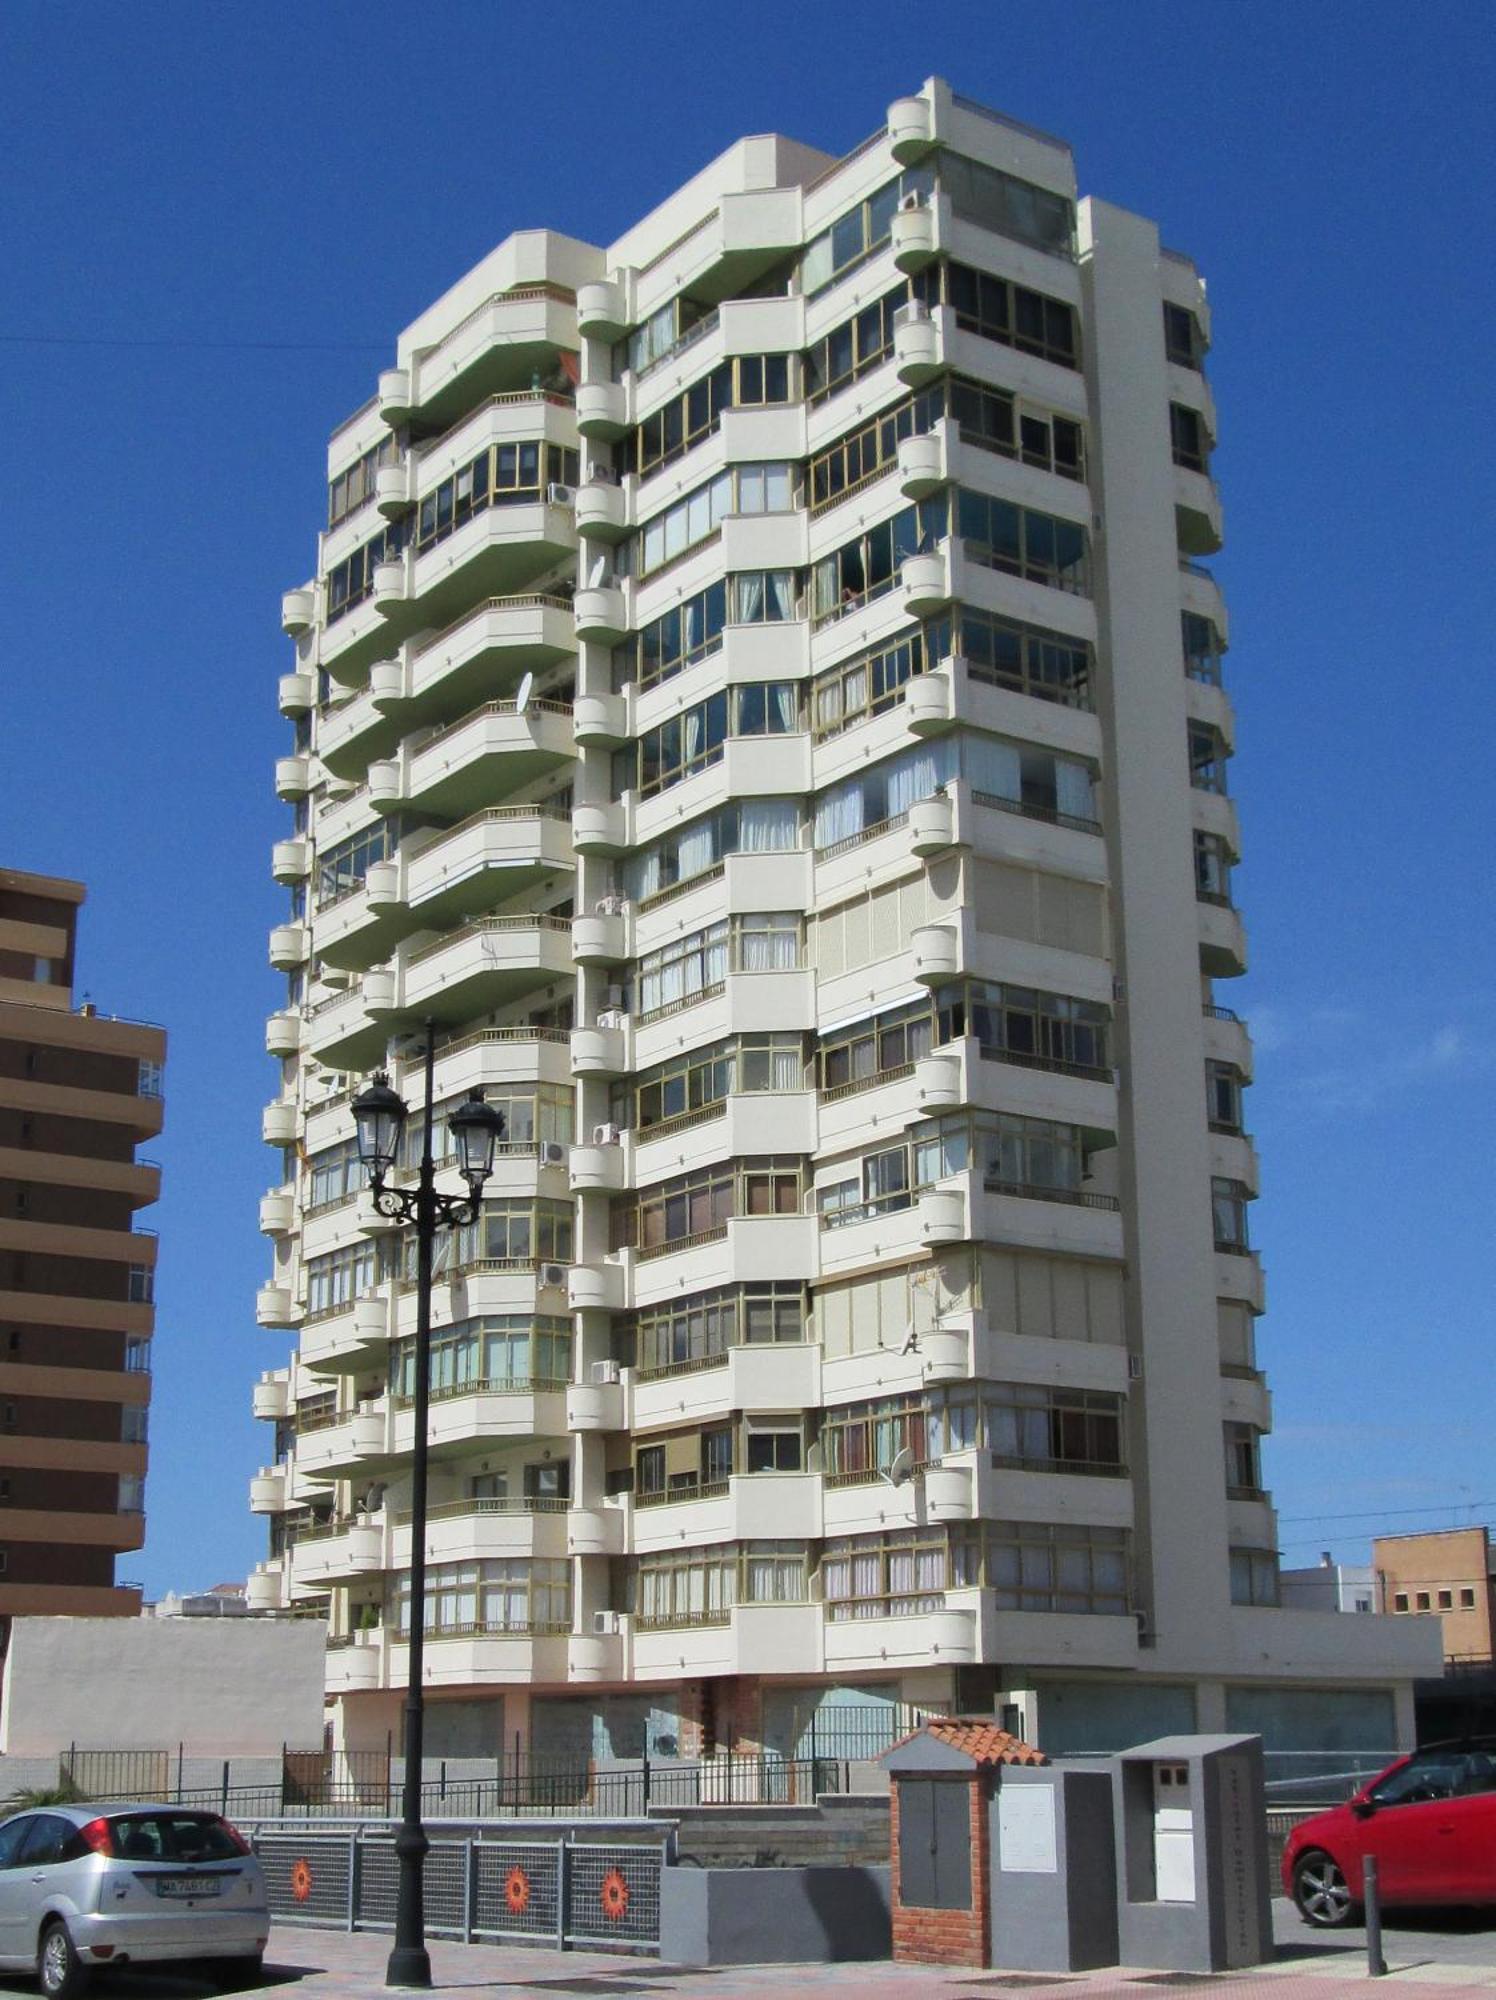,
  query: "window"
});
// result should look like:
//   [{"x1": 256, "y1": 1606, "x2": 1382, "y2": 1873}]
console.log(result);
[
  {"x1": 800, "y1": 168, "x2": 933, "y2": 297},
  {"x1": 987, "y1": 1382, "x2": 1125, "y2": 1474},
  {"x1": 813, "y1": 738, "x2": 953, "y2": 854},
  {"x1": 137, "y1": 1058, "x2": 164, "y2": 1098},
  {"x1": 616, "y1": 1158, "x2": 802, "y2": 1256},
  {"x1": 957, "y1": 488, "x2": 1089, "y2": 595},
  {"x1": 808, "y1": 385, "x2": 947, "y2": 512},
  {"x1": 1416, "y1": 1592, "x2": 1431, "y2": 1611},
  {"x1": 389, "y1": 1317, "x2": 571, "y2": 1400},
  {"x1": 127, "y1": 1265, "x2": 154, "y2": 1304},
  {"x1": 938, "y1": 153, "x2": 1075, "y2": 258},
  {"x1": 811, "y1": 625, "x2": 942, "y2": 740},
  {"x1": 325, "y1": 521, "x2": 408, "y2": 624},
  {"x1": 1230, "y1": 1548, "x2": 1280, "y2": 1606},
  {"x1": 633, "y1": 913, "x2": 801, "y2": 1022},
  {"x1": 1164, "y1": 302, "x2": 1204, "y2": 370},
  {"x1": 810, "y1": 498, "x2": 948, "y2": 625},
  {"x1": 987, "y1": 1520, "x2": 1129, "y2": 1614},
  {"x1": 745, "y1": 1417, "x2": 803, "y2": 1473},
  {"x1": 393, "y1": 1558, "x2": 571, "y2": 1635},
  {"x1": 1170, "y1": 402, "x2": 1208, "y2": 473},
  {"x1": 632, "y1": 684, "x2": 801, "y2": 797},
  {"x1": 306, "y1": 1136, "x2": 364, "y2": 1212},
  {"x1": 935, "y1": 979, "x2": 1109, "y2": 1077},
  {"x1": 317, "y1": 820, "x2": 397, "y2": 908},
  {"x1": 1181, "y1": 610, "x2": 1223, "y2": 684},
  {"x1": 630, "y1": 356, "x2": 792, "y2": 478},
  {"x1": 948, "y1": 377, "x2": 1083, "y2": 479},
  {"x1": 1212, "y1": 1178, "x2": 1251, "y2": 1254},
  {"x1": 329, "y1": 435, "x2": 399, "y2": 526},
  {"x1": 1206, "y1": 1062, "x2": 1243, "y2": 1133},
  {"x1": 959, "y1": 607, "x2": 1092, "y2": 710},
  {"x1": 633, "y1": 1282, "x2": 805, "y2": 1378},
  {"x1": 1188, "y1": 724, "x2": 1228, "y2": 795},
  {"x1": 625, "y1": 580, "x2": 727, "y2": 690},
  {"x1": 624, "y1": 1036, "x2": 803, "y2": 1136},
  {"x1": 819, "y1": 1000, "x2": 935, "y2": 1095},
  {"x1": 621, "y1": 799, "x2": 799, "y2": 907},
  {"x1": 306, "y1": 1240, "x2": 385, "y2": 1316},
  {"x1": 803, "y1": 279, "x2": 930, "y2": 405},
  {"x1": 119, "y1": 1474, "x2": 146, "y2": 1513},
  {"x1": 1194, "y1": 831, "x2": 1233, "y2": 905},
  {"x1": 626, "y1": 294, "x2": 712, "y2": 376},
  {"x1": 444, "y1": 1200, "x2": 574, "y2": 1271},
  {"x1": 822, "y1": 1395, "x2": 931, "y2": 1484},
  {"x1": 125, "y1": 1338, "x2": 151, "y2": 1374},
  {"x1": 1438, "y1": 1589, "x2": 1453, "y2": 1610},
  {"x1": 966, "y1": 734, "x2": 1098, "y2": 830},
  {"x1": 630, "y1": 462, "x2": 798, "y2": 577},
  {"x1": 731, "y1": 682, "x2": 800, "y2": 735},
  {"x1": 1394, "y1": 1592, "x2": 1409, "y2": 1612},
  {"x1": 822, "y1": 1526, "x2": 975, "y2": 1619},
  {"x1": 121, "y1": 1407, "x2": 149, "y2": 1445},
  {"x1": 727, "y1": 570, "x2": 799, "y2": 624},
  {"x1": 982, "y1": 1114, "x2": 1089, "y2": 1201},
  {"x1": 943, "y1": 259, "x2": 1078, "y2": 368},
  {"x1": 1224, "y1": 1421, "x2": 1262, "y2": 1495},
  {"x1": 415, "y1": 439, "x2": 579, "y2": 553},
  {"x1": 1462, "y1": 1588, "x2": 1477, "y2": 1609},
  {"x1": 634, "y1": 1547, "x2": 736, "y2": 1627}
]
